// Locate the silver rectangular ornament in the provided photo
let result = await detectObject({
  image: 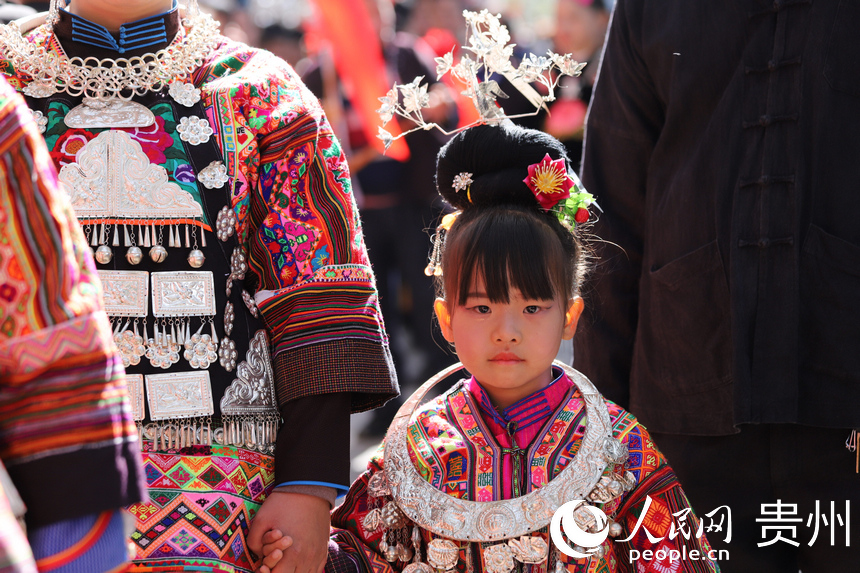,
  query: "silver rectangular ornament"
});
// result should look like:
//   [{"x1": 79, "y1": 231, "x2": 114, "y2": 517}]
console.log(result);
[
  {"x1": 126, "y1": 374, "x2": 145, "y2": 421},
  {"x1": 151, "y1": 271, "x2": 216, "y2": 318},
  {"x1": 145, "y1": 371, "x2": 214, "y2": 421},
  {"x1": 98, "y1": 271, "x2": 149, "y2": 317}
]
